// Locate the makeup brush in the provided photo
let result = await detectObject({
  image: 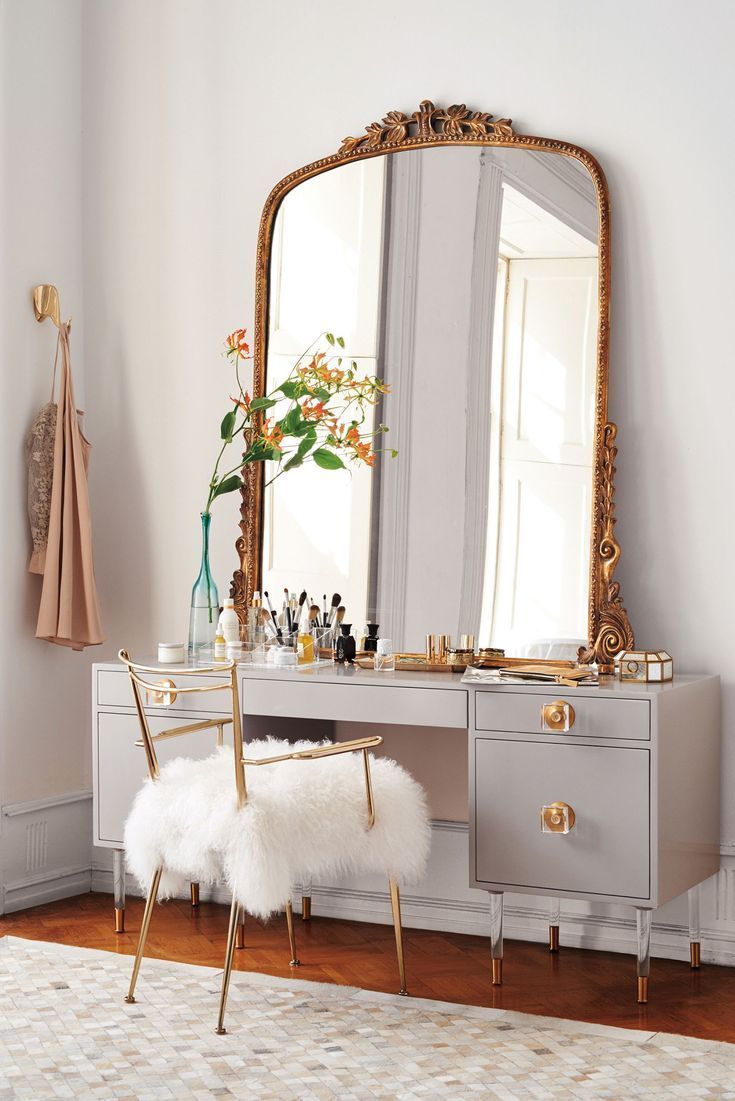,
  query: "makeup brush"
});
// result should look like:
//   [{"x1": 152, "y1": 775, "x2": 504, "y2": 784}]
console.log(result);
[
  {"x1": 309, "y1": 604, "x2": 321, "y2": 628},
  {"x1": 297, "y1": 590, "x2": 308, "y2": 632},
  {"x1": 263, "y1": 591, "x2": 283, "y2": 642},
  {"x1": 259, "y1": 607, "x2": 278, "y2": 640},
  {"x1": 284, "y1": 587, "x2": 293, "y2": 633},
  {"x1": 322, "y1": 594, "x2": 328, "y2": 628},
  {"x1": 327, "y1": 592, "x2": 342, "y2": 627}
]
